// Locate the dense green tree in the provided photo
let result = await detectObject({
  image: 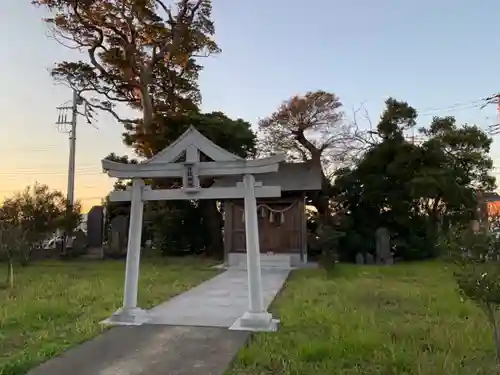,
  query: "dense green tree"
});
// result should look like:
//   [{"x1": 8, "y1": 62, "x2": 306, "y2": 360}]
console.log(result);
[{"x1": 332, "y1": 98, "x2": 496, "y2": 260}]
